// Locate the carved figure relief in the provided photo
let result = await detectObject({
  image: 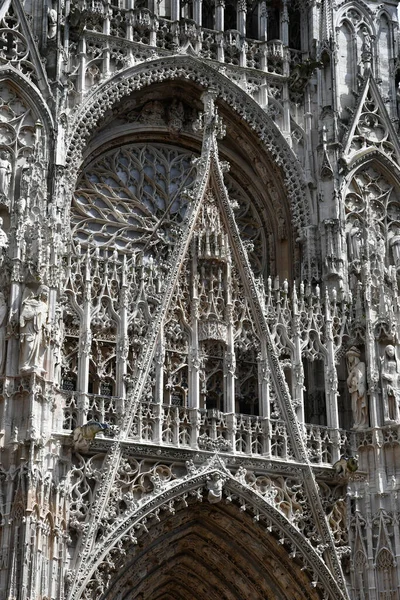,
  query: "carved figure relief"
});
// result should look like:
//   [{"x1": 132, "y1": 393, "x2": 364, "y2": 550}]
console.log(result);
[
  {"x1": 346, "y1": 347, "x2": 368, "y2": 429},
  {"x1": 380, "y1": 345, "x2": 400, "y2": 424},
  {"x1": 0, "y1": 152, "x2": 12, "y2": 200},
  {"x1": 19, "y1": 285, "x2": 49, "y2": 373},
  {"x1": 0, "y1": 216, "x2": 8, "y2": 259},
  {"x1": 345, "y1": 166, "x2": 400, "y2": 290},
  {"x1": 206, "y1": 472, "x2": 225, "y2": 503},
  {"x1": 389, "y1": 228, "x2": 400, "y2": 269}
]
